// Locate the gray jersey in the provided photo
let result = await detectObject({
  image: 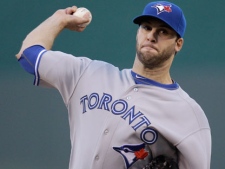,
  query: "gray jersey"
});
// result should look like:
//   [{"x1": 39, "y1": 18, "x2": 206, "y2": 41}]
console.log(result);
[{"x1": 35, "y1": 50, "x2": 211, "y2": 169}]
